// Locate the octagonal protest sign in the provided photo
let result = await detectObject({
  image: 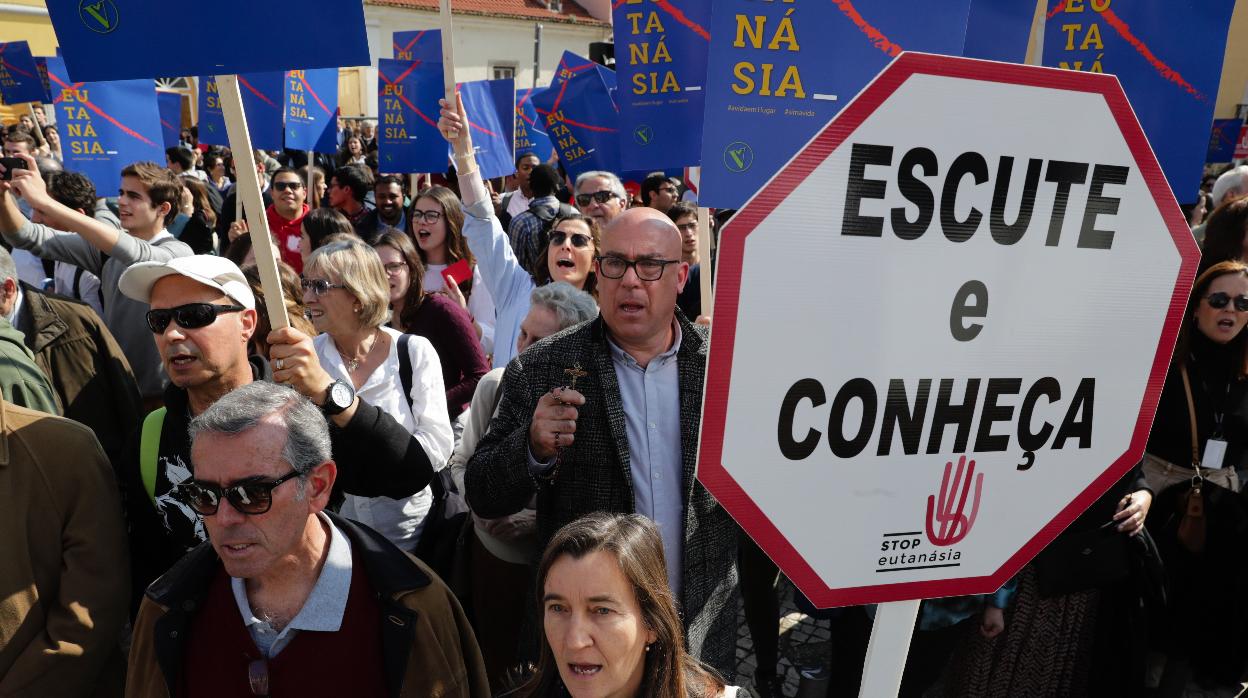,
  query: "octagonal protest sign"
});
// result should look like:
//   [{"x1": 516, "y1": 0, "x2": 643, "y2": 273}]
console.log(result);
[{"x1": 697, "y1": 52, "x2": 1200, "y2": 608}]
